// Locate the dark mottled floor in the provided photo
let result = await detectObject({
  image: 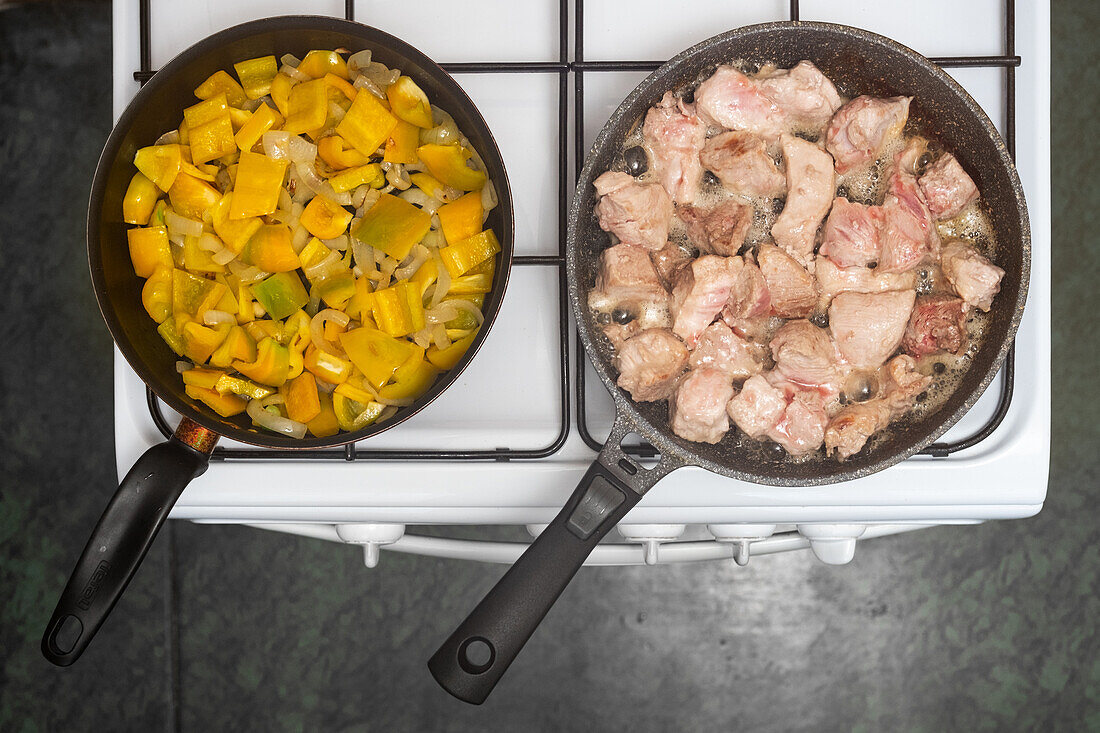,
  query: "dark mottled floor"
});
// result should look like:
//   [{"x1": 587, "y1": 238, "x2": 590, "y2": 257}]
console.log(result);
[{"x1": 1, "y1": 2, "x2": 1097, "y2": 731}]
